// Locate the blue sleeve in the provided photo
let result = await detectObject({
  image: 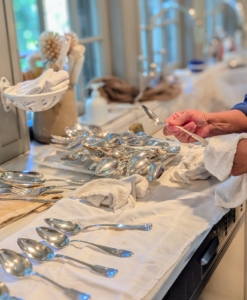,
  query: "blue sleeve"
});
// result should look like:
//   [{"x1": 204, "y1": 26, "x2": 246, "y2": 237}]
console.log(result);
[{"x1": 231, "y1": 94, "x2": 247, "y2": 116}]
